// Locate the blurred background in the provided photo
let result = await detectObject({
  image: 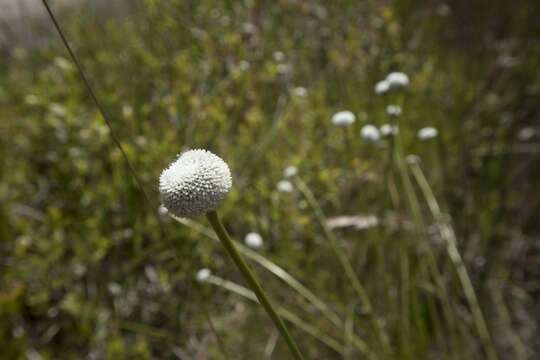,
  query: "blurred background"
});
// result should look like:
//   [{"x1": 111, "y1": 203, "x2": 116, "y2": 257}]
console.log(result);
[{"x1": 1, "y1": 0, "x2": 539, "y2": 359}]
